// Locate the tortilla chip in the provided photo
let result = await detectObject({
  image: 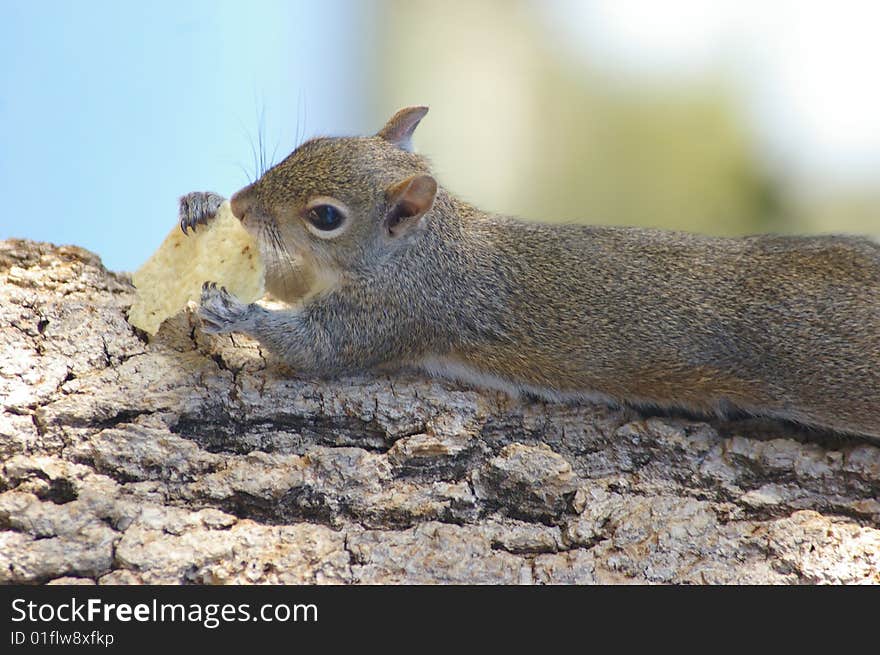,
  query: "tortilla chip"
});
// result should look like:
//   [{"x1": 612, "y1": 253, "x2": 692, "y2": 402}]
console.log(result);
[{"x1": 128, "y1": 201, "x2": 264, "y2": 335}]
